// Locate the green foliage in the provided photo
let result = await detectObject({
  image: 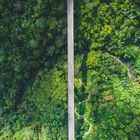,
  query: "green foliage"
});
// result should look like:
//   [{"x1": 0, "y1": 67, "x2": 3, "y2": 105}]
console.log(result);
[
  {"x1": 0, "y1": 0, "x2": 67, "y2": 139},
  {"x1": 74, "y1": 0, "x2": 140, "y2": 139},
  {"x1": 0, "y1": 0, "x2": 140, "y2": 139}
]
